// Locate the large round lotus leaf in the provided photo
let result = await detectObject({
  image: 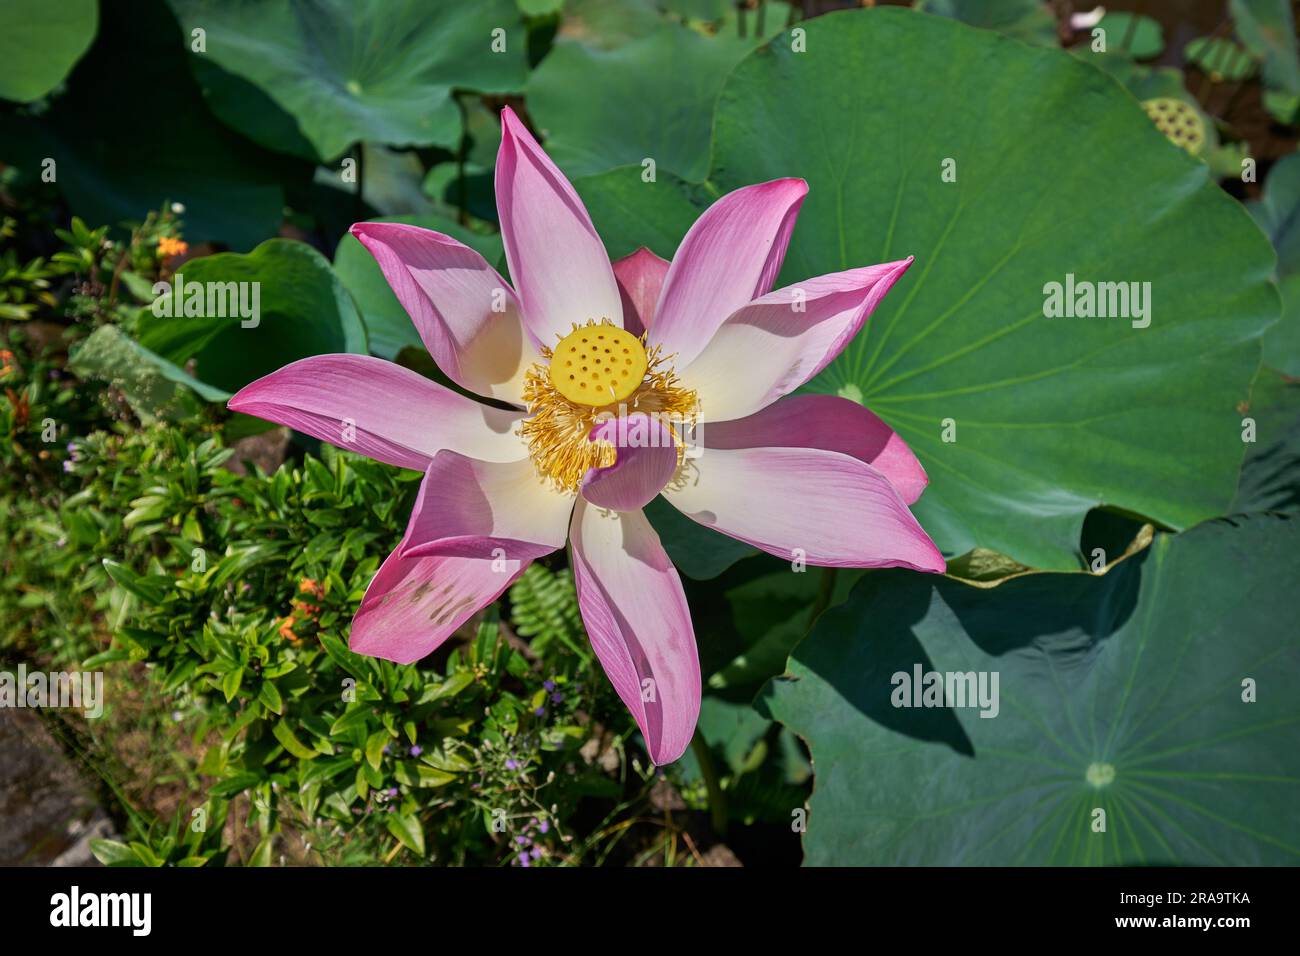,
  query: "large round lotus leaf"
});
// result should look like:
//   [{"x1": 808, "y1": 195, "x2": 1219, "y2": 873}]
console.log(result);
[
  {"x1": 557, "y1": 0, "x2": 664, "y2": 50},
  {"x1": 137, "y1": 239, "x2": 368, "y2": 395},
  {"x1": 575, "y1": 167, "x2": 710, "y2": 261},
  {"x1": 761, "y1": 514, "x2": 1300, "y2": 865},
  {"x1": 528, "y1": 10, "x2": 788, "y2": 181},
  {"x1": 1265, "y1": 273, "x2": 1300, "y2": 377},
  {"x1": 1231, "y1": 0, "x2": 1300, "y2": 97},
  {"x1": 1233, "y1": 368, "x2": 1300, "y2": 514},
  {"x1": 704, "y1": 8, "x2": 1277, "y2": 569},
  {"x1": 0, "y1": 0, "x2": 98, "y2": 102},
  {"x1": 1247, "y1": 153, "x2": 1300, "y2": 375},
  {"x1": 1249, "y1": 153, "x2": 1300, "y2": 276},
  {"x1": 642, "y1": 496, "x2": 756, "y2": 580},
  {"x1": 0, "y1": 0, "x2": 294, "y2": 250},
  {"x1": 914, "y1": 0, "x2": 1057, "y2": 47},
  {"x1": 166, "y1": 0, "x2": 529, "y2": 161},
  {"x1": 186, "y1": 54, "x2": 319, "y2": 163}
]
